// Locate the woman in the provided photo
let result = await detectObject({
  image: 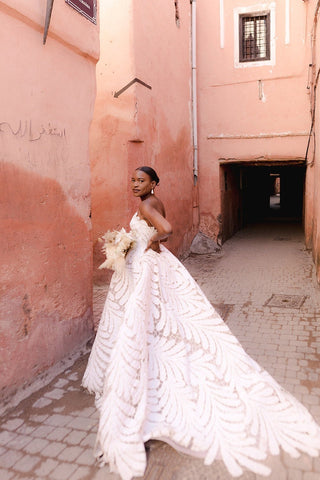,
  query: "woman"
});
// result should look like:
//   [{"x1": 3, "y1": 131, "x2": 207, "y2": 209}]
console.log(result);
[
  {"x1": 131, "y1": 166, "x2": 172, "y2": 253},
  {"x1": 83, "y1": 166, "x2": 320, "y2": 480}
]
